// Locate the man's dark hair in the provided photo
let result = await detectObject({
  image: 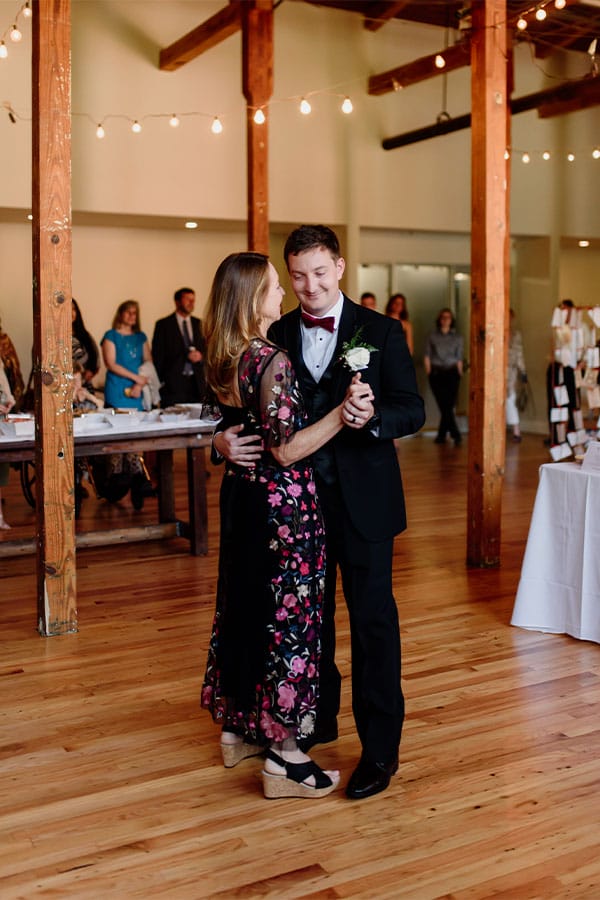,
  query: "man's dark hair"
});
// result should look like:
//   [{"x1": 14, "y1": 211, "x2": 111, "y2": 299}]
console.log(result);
[
  {"x1": 174, "y1": 287, "x2": 195, "y2": 304},
  {"x1": 284, "y1": 225, "x2": 340, "y2": 265}
]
